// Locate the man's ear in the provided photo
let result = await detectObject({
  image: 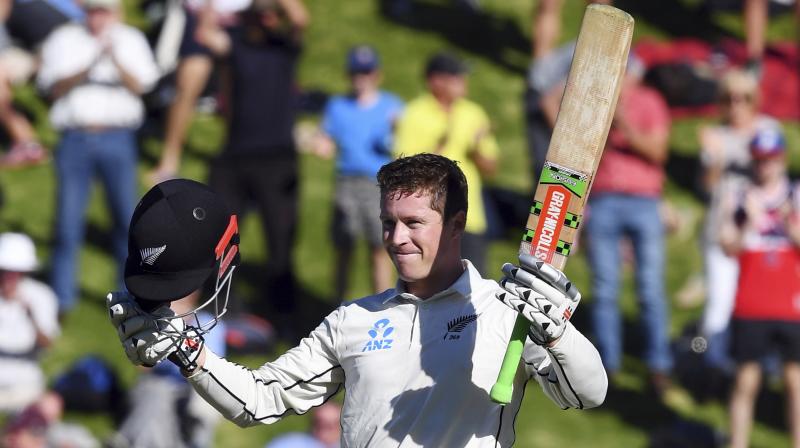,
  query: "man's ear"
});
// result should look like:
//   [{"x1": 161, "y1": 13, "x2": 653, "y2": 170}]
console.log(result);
[{"x1": 449, "y1": 210, "x2": 466, "y2": 238}]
